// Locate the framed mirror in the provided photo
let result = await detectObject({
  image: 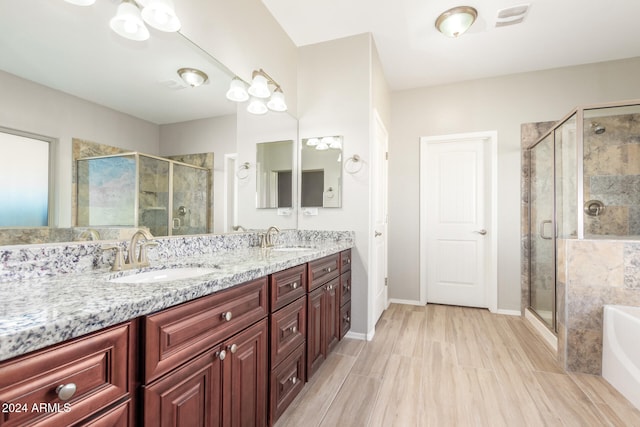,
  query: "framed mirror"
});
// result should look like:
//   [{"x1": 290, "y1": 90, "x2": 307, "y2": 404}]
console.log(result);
[
  {"x1": 301, "y1": 136, "x2": 343, "y2": 208},
  {"x1": 256, "y1": 140, "x2": 294, "y2": 209}
]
